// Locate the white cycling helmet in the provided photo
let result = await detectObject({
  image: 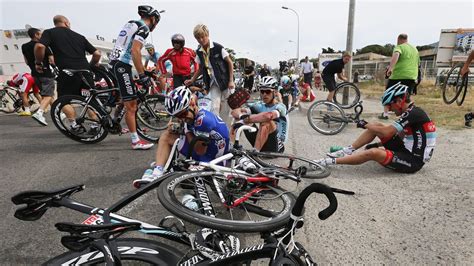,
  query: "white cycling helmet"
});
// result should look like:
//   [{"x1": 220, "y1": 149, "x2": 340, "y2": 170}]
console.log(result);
[
  {"x1": 165, "y1": 86, "x2": 192, "y2": 115},
  {"x1": 144, "y1": 43, "x2": 155, "y2": 50},
  {"x1": 280, "y1": 75, "x2": 291, "y2": 85},
  {"x1": 381, "y1": 82, "x2": 408, "y2": 105},
  {"x1": 259, "y1": 76, "x2": 278, "y2": 89}
]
